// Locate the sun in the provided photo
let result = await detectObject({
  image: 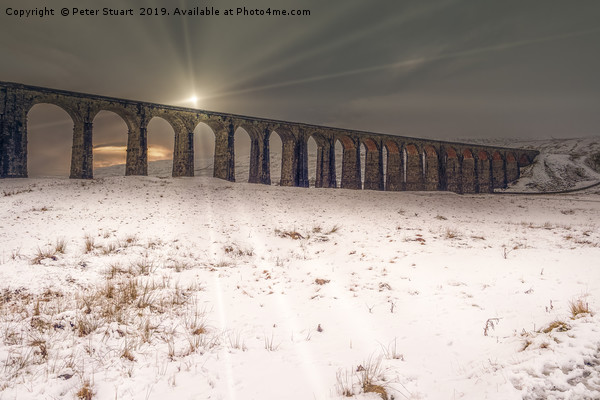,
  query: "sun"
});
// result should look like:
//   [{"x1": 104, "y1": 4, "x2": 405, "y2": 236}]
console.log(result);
[{"x1": 188, "y1": 95, "x2": 199, "y2": 107}]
